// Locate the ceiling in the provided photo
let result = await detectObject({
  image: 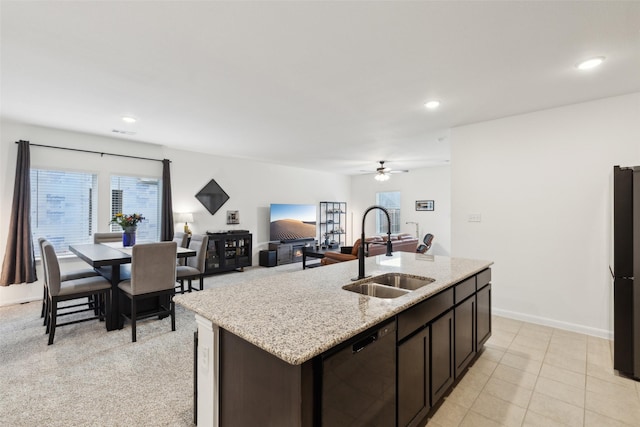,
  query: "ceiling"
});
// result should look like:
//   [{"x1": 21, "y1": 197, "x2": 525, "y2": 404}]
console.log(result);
[{"x1": 1, "y1": 1, "x2": 639, "y2": 175}]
